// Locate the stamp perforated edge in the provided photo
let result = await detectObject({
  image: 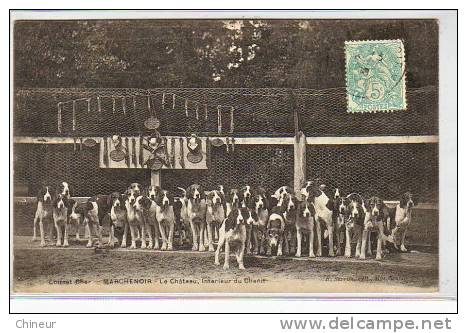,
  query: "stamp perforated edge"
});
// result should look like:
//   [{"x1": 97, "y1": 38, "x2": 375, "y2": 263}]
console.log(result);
[{"x1": 344, "y1": 39, "x2": 407, "y2": 114}]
